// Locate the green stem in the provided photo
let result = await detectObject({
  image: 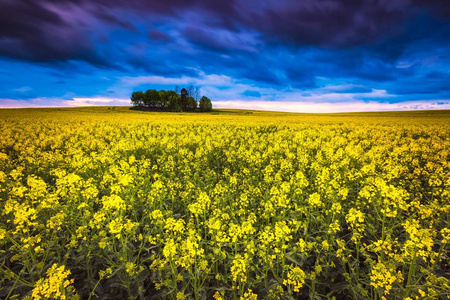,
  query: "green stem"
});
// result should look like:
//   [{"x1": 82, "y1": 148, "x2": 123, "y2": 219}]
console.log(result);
[
  {"x1": 406, "y1": 250, "x2": 417, "y2": 297},
  {"x1": 5, "y1": 268, "x2": 24, "y2": 300},
  {"x1": 88, "y1": 277, "x2": 103, "y2": 300},
  {"x1": 310, "y1": 252, "x2": 321, "y2": 300}
]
